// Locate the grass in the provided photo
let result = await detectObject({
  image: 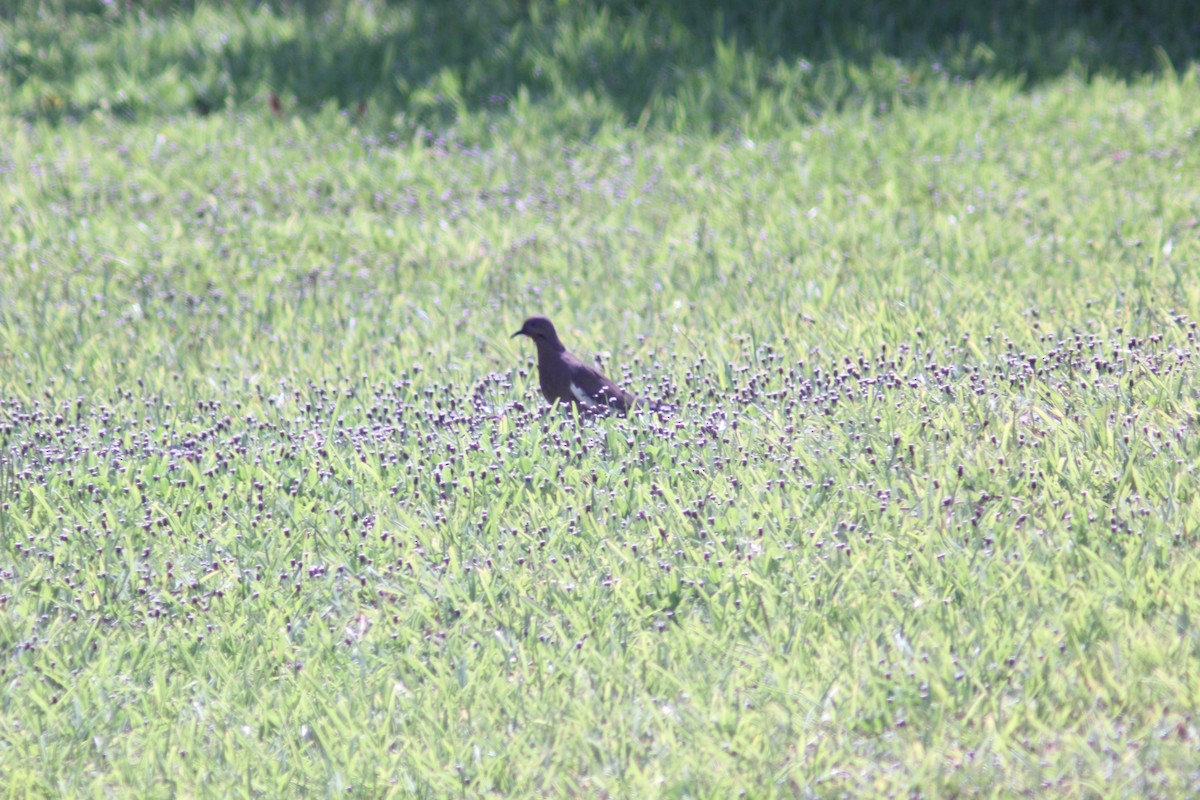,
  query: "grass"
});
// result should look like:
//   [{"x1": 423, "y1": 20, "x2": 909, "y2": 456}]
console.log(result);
[
  {"x1": 2, "y1": 1, "x2": 1200, "y2": 797},
  {"x1": 4, "y1": 1, "x2": 1199, "y2": 135}
]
